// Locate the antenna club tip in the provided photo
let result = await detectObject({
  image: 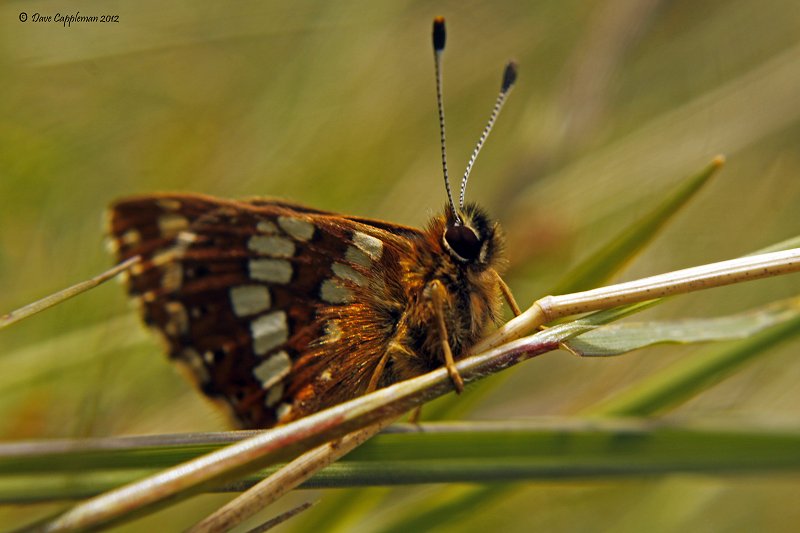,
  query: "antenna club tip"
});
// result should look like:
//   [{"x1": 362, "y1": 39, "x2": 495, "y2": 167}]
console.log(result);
[
  {"x1": 433, "y1": 17, "x2": 446, "y2": 51},
  {"x1": 501, "y1": 61, "x2": 518, "y2": 93},
  {"x1": 712, "y1": 154, "x2": 726, "y2": 167}
]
